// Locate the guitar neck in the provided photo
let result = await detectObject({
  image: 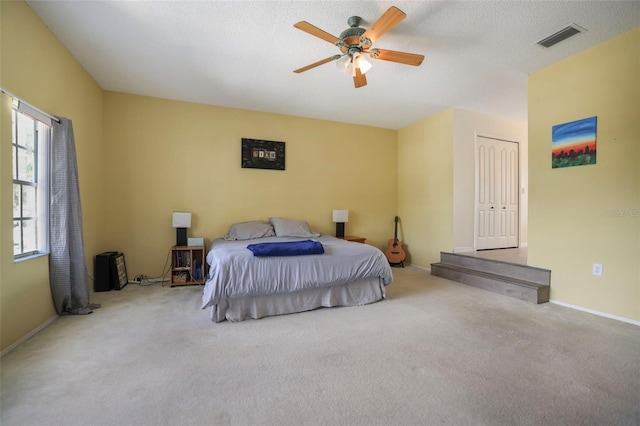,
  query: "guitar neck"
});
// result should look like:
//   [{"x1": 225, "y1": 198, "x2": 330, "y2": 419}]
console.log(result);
[{"x1": 394, "y1": 216, "x2": 399, "y2": 242}]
